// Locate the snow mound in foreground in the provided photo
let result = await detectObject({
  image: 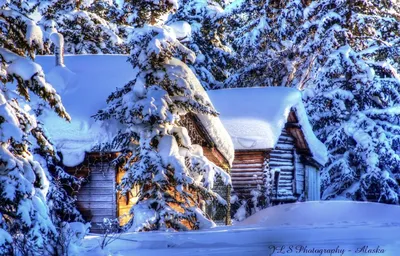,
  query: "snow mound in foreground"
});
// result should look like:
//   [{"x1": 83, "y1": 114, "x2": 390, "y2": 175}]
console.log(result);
[{"x1": 236, "y1": 201, "x2": 400, "y2": 227}]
